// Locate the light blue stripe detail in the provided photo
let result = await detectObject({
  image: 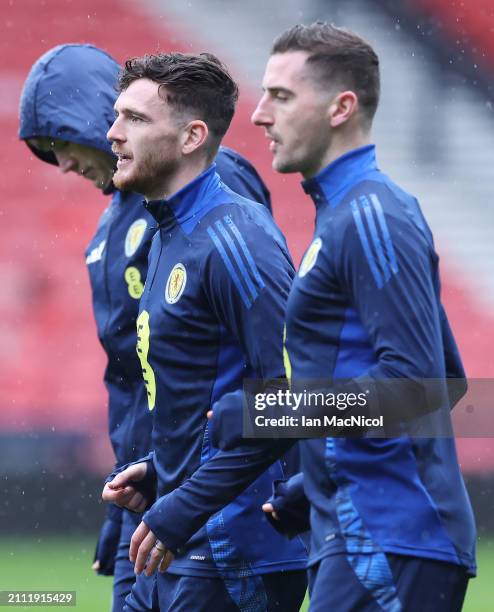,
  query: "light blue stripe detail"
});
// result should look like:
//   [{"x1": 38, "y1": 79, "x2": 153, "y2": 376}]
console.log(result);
[
  {"x1": 215, "y1": 220, "x2": 258, "y2": 302},
  {"x1": 207, "y1": 226, "x2": 252, "y2": 309},
  {"x1": 336, "y1": 485, "x2": 402, "y2": 611},
  {"x1": 369, "y1": 194, "x2": 399, "y2": 275},
  {"x1": 350, "y1": 200, "x2": 384, "y2": 289},
  {"x1": 360, "y1": 195, "x2": 391, "y2": 283},
  {"x1": 325, "y1": 440, "x2": 402, "y2": 611},
  {"x1": 223, "y1": 216, "x2": 265, "y2": 290},
  {"x1": 349, "y1": 551, "x2": 402, "y2": 611},
  {"x1": 207, "y1": 512, "x2": 268, "y2": 611}
]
